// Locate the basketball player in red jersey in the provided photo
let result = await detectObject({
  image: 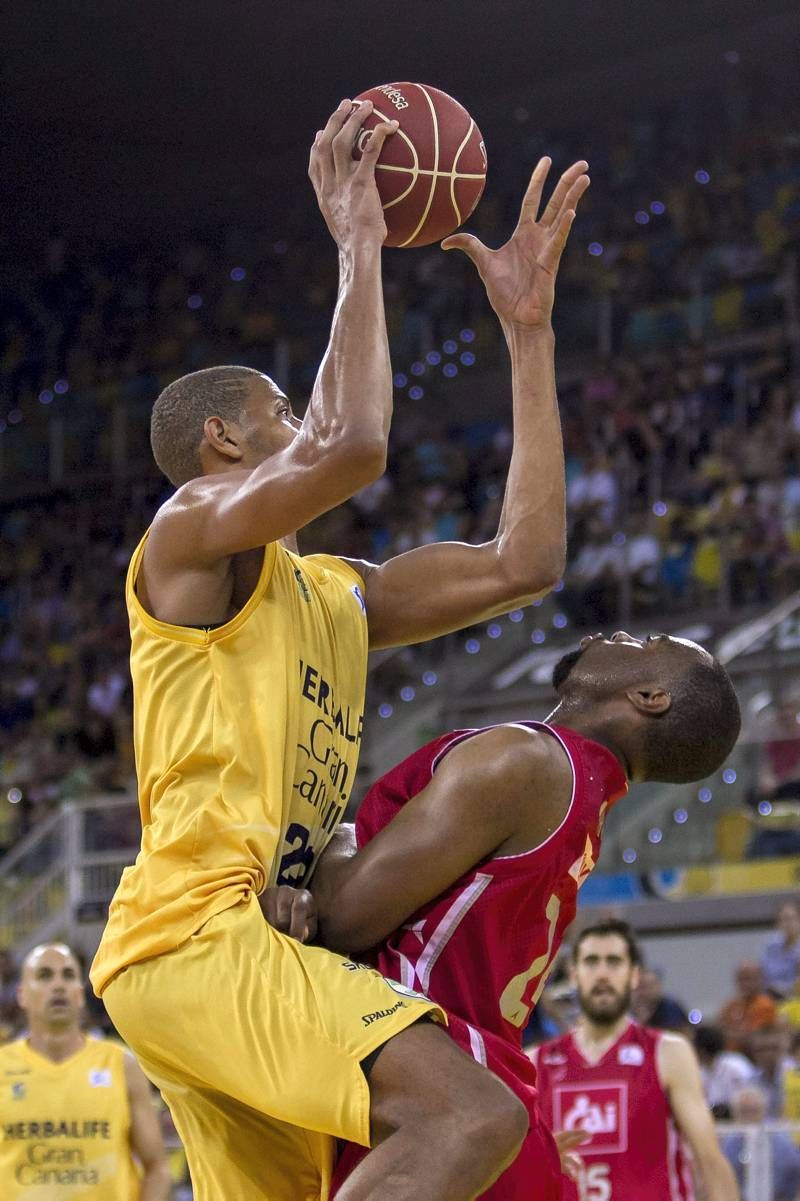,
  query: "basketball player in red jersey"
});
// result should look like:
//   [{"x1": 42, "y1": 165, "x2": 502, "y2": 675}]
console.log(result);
[
  {"x1": 532, "y1": 920, "x2": 738, "y2": 1200},
  {"x1": 265, "y1": 630, "x2": 741, "y2": 1198}
]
